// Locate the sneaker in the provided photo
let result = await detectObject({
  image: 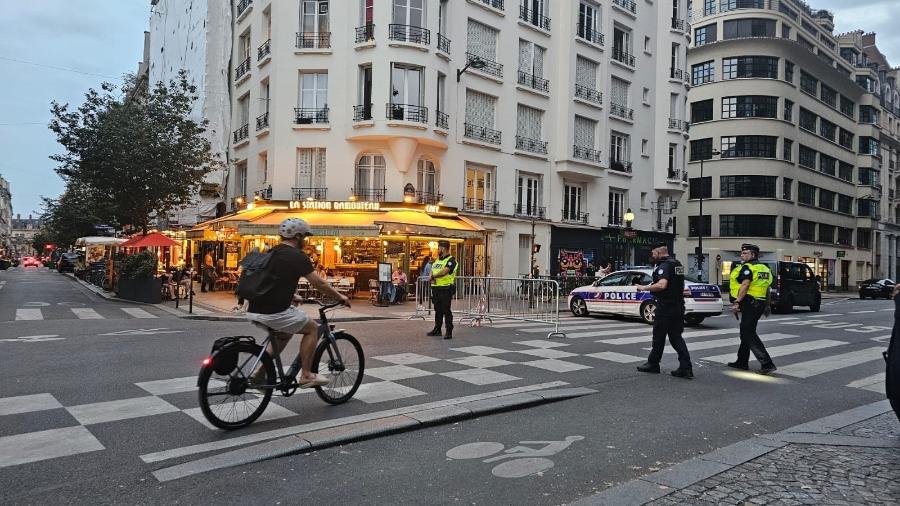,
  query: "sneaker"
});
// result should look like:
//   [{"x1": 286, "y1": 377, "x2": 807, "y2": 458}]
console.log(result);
[
  {"x1": 298, "y1": 374, "x2": 331, "y2": 389},
  {"x1": 443, "y1": 333, "x2": 452, "y2": 340},
  {"x1": 636, "y1": 362, "x2": 660, "y2": 374},
  {"x1": 727, "y1": 361, "x2": 749, "y2": 371},
  {"x1": 426, "y1": 329, "x2": 442, "y2": 337},
  {"x1": 758, "y1": 362, "x2": 777, "y2": 375},
  {"x1": 671, "y1": 368, "x2": 694, "y2": 379}
]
